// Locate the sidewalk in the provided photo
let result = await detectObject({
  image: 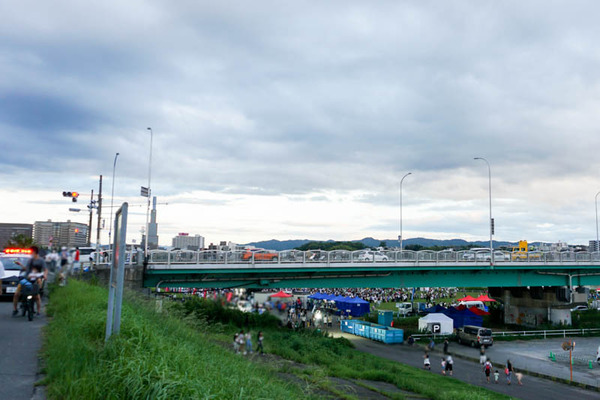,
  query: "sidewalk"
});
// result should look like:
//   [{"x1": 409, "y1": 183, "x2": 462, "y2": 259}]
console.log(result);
[
  {"x1": 0, "y1": 301, "x2": 46, "y2": 400},
  {"x1": 329, "y1": 327, "x2": 600, "y2": 400}
]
